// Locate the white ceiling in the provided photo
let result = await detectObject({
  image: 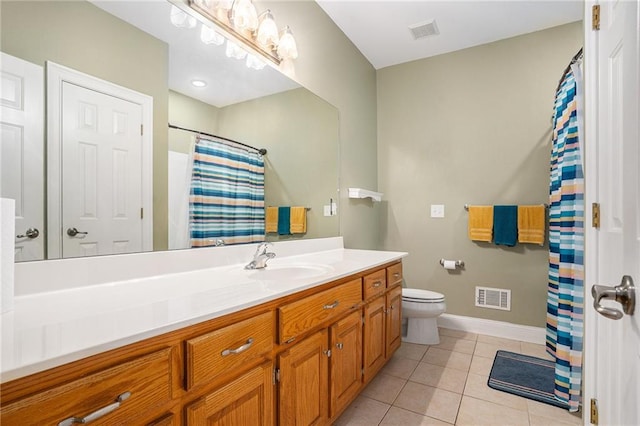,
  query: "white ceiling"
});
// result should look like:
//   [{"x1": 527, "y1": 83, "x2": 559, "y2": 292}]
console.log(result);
[{"x1": 317, "y1": 1, "x2": 584, "y2": 69}]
